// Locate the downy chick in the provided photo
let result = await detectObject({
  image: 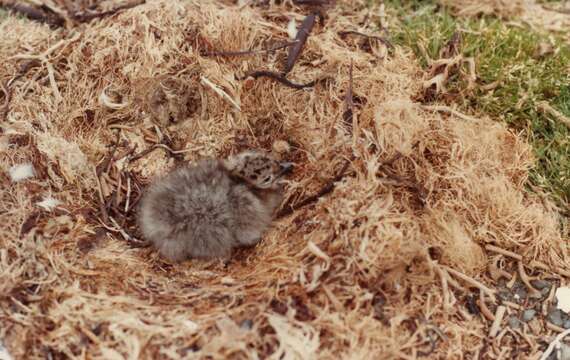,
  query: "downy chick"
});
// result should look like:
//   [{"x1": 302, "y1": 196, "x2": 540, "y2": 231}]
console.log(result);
[{"x1": 136, "y1": 150, "x2": 293, "y2": 262}]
